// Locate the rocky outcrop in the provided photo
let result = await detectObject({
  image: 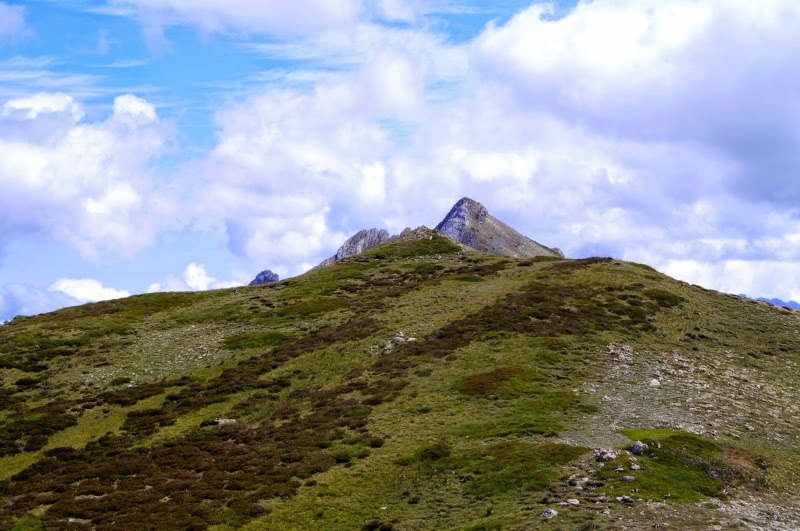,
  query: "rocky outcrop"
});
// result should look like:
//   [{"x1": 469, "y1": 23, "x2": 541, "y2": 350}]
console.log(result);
[
  {"x1": 248, "y1": 270, "x2": 279, "y2": 286},
  {"x1": 435, "y1": 197, "x2": 561, "y2": 259},
  {"x1": 317, "y1": 228, "x2": 392, "y2": 268}
]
